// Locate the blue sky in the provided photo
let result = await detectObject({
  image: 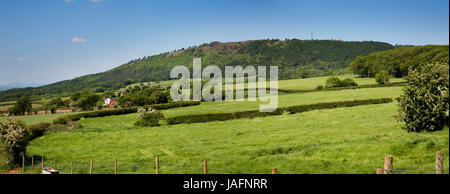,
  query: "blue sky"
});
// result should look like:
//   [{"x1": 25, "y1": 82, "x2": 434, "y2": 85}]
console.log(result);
[{"x1": 0, "y1": 0, "x2": 448, "y2": 86}]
